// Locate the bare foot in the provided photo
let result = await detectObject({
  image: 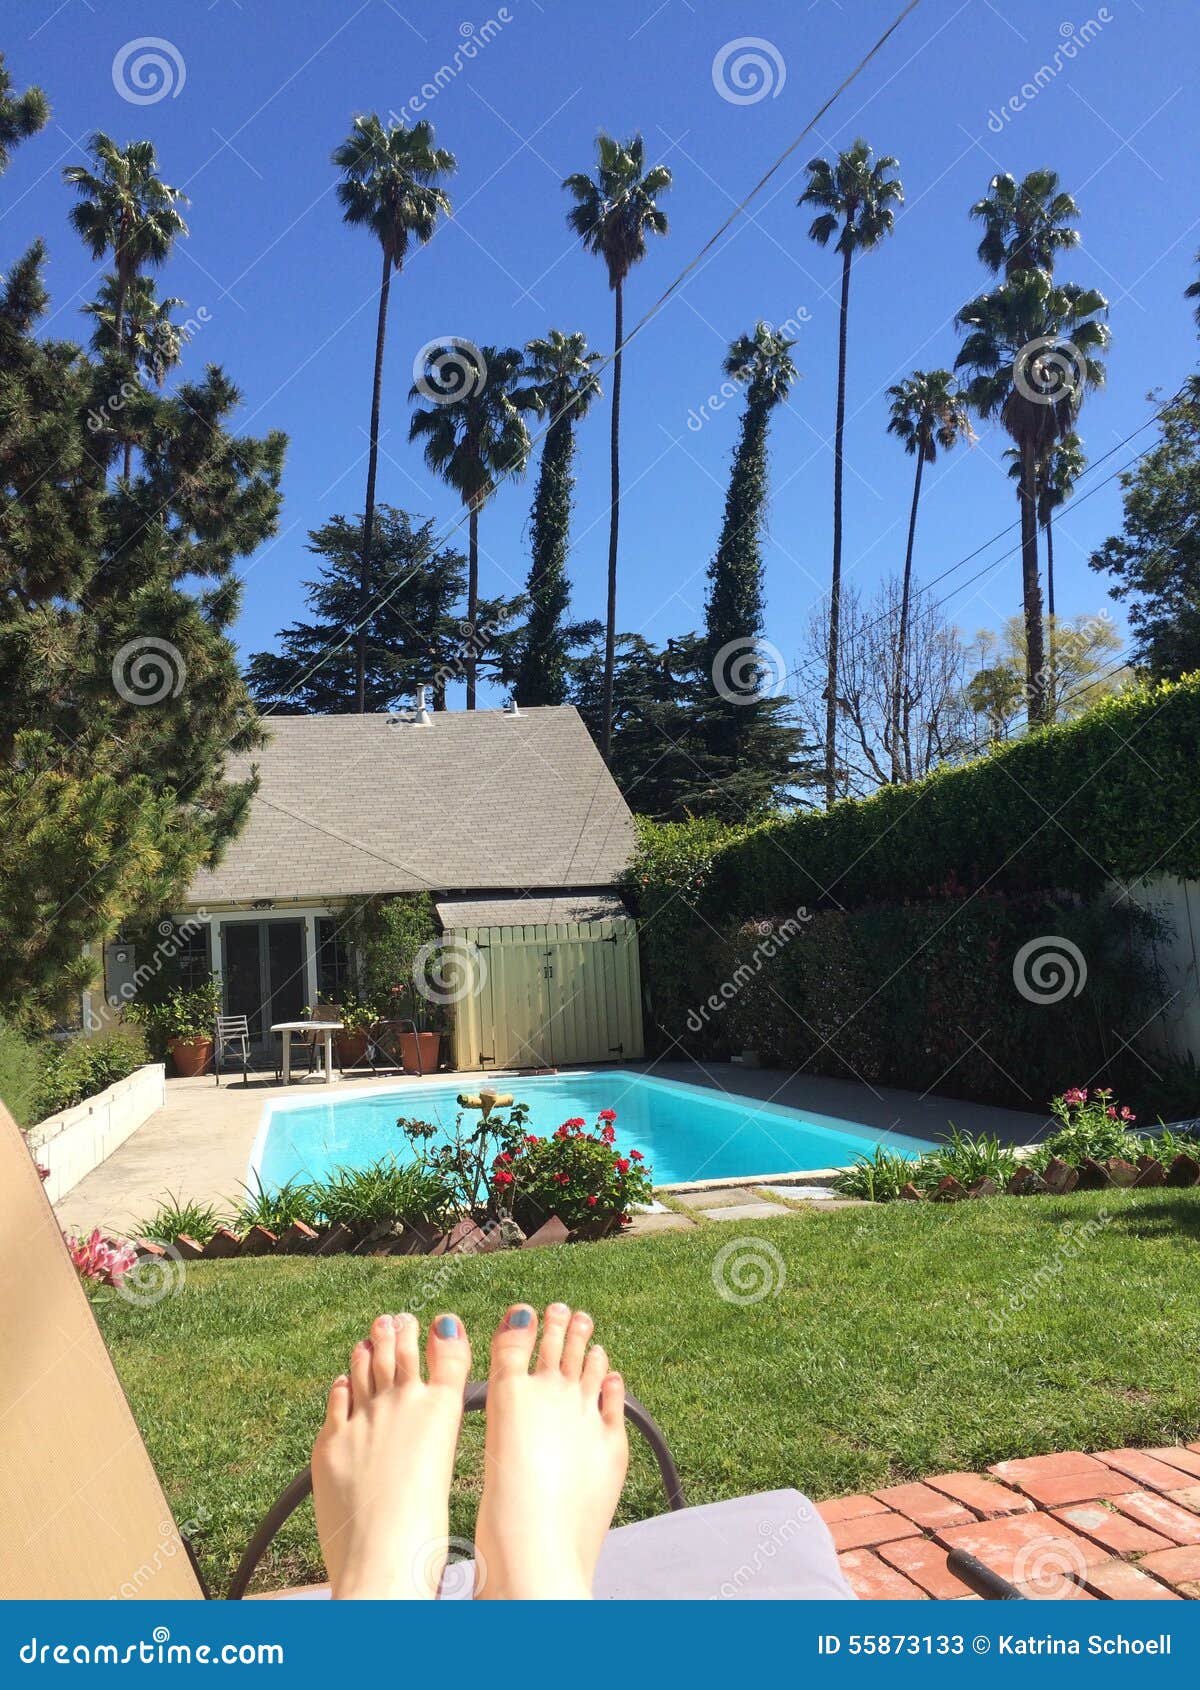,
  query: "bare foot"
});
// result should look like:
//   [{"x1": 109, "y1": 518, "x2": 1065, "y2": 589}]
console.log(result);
[
  {"x1": 474, "y1": 1303, "x2": 628, "y2": 1600},
  {"x1": 311, "y1": 1311, "x2": 471, "y2": 1599}
]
